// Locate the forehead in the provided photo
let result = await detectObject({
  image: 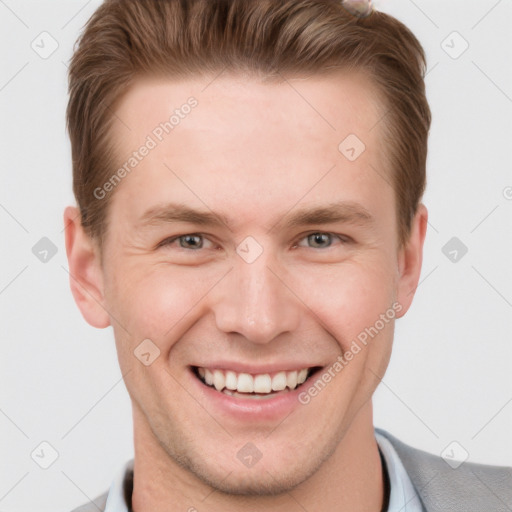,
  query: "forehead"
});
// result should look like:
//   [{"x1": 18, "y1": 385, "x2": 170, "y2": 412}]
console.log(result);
[
  {"x1": 113, "y1": 71, "x2": 384, "y2": 145},
  {"x1": 107, "y1": 72, "x2": 392, "y2": 232}
]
